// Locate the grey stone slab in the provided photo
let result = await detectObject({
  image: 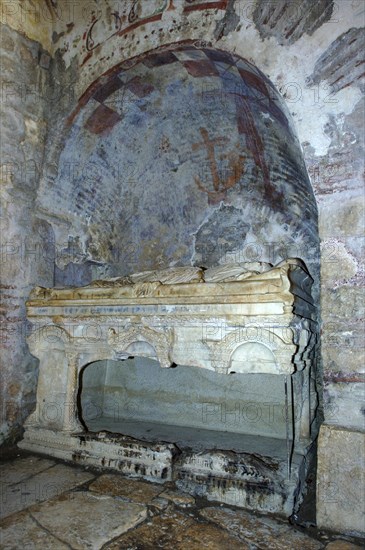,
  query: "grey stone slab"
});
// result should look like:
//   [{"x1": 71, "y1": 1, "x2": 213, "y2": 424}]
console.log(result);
[
  {"x1": 0, "y1": 457, "x2": 55, "y2": 485},
  {"x1": 150, "y1": 496, "x2": 171, "y2": 511},
  {"x1": 30, "y1": 491, "x2": 147, "y2": 549},
  {"x1": 0, "y1": 463, "x2": 95, "y2": 519},
  {"x1": 0, "y1": 511, "x2": 70, "y2": 550},
  {"x1": 321, "y1": 382, "x2": 365, "y2": 431},
  {"x1": 317, "y1": 424, "x2": 365, "y2": 536},
  {"x1": 95, "y1": 357, "x2": 288, "y2": 439},
  {"x1": 159, "y1": 489, "x2": 195, "y2": 507}
]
